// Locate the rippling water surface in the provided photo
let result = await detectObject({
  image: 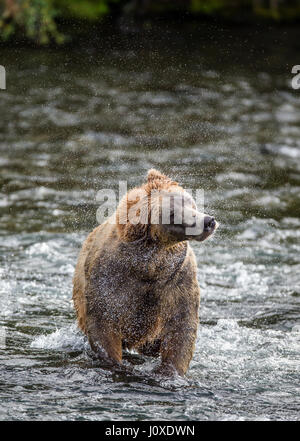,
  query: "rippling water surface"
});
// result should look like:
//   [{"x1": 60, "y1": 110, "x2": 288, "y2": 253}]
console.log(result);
[{"x1": 0, "y1": 24, "x2": 300, "y2": 420}]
